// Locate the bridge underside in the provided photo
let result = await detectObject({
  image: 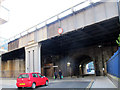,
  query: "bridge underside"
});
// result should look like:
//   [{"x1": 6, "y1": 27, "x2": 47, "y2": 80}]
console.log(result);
[
  {"x1": 1, "y1": 47, "x2": 25, "y2": 61},
  {"x1": 41, "y1": 16, "x2": 119, "y2": 56},
  {"x1": 41, "y1": 16, "x2": 119, "y2": 76}
]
